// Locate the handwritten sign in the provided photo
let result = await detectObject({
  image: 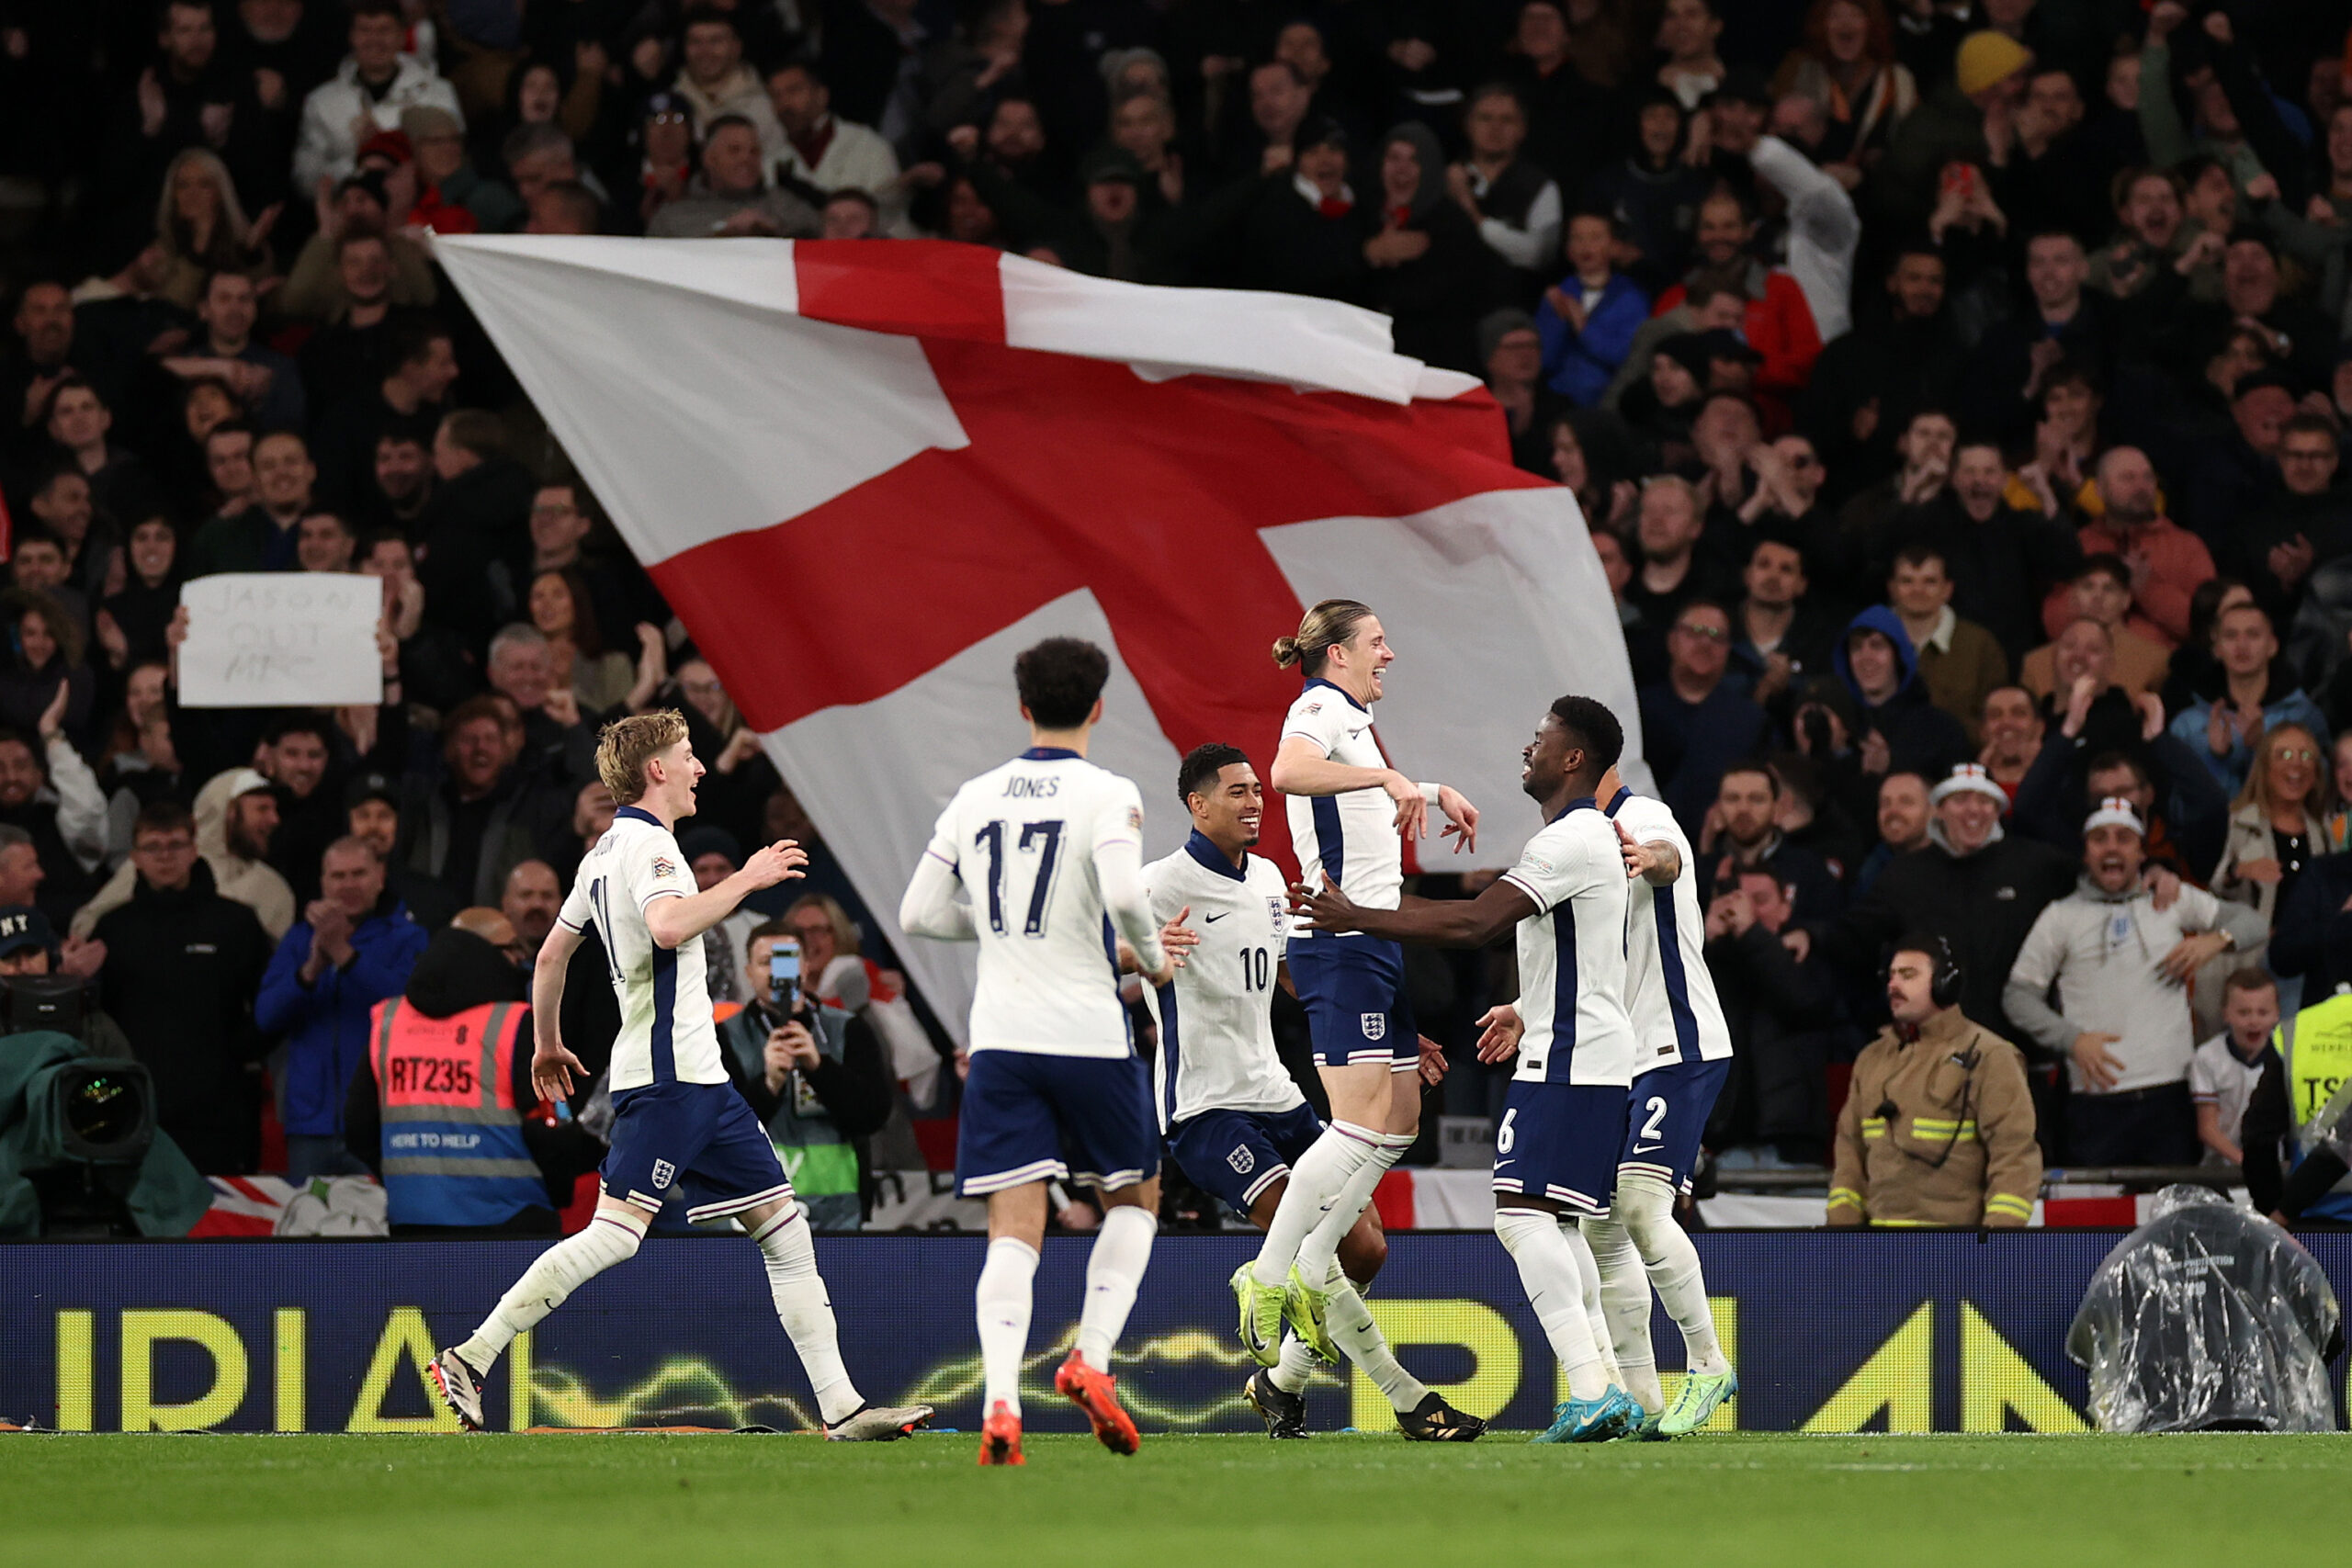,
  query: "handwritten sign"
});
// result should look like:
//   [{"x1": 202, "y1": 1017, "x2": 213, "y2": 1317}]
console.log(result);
[{"x1": 178, "y1": 574, "x2": 384, "y2": 709}]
